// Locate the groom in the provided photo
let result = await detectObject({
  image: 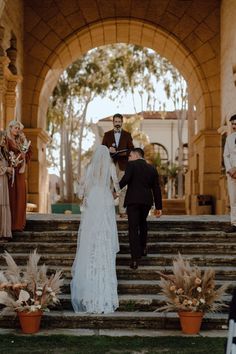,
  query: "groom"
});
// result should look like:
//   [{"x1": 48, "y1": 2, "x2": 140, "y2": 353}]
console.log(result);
[{"x1": 119, "y1": 148, "x2": 162, "y2": 269}]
